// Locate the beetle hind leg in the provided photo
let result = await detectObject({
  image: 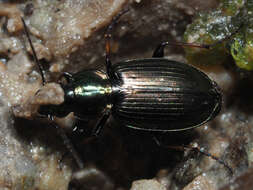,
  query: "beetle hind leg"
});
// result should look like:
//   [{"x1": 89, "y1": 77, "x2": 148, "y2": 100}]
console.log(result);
[
  {"x1": 152, "y1": 23, "x2": 243, "y2": 58},
  {"x1": 153, "y1": 136, "x2": 233, "y2": 175},
  {"x1": 152, "y1": 42, "x2": 168, "y2": 57},
  {"x1": 152, "y1": 41, "x2": 210, "y2": 58}
]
